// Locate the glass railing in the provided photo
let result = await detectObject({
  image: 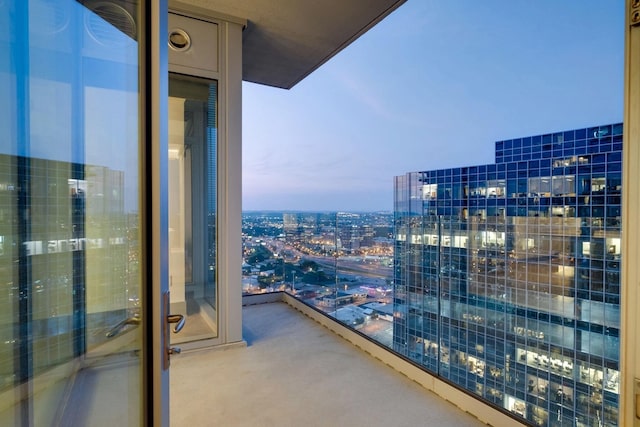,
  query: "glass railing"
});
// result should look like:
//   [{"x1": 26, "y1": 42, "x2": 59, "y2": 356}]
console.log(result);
[
  {"x1": 242, "y1": 211, "x2": 394, "y2": 347},
  {"x1": 242, "y1": 205, "x2": 622, "y2": 427}
]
